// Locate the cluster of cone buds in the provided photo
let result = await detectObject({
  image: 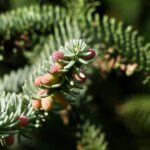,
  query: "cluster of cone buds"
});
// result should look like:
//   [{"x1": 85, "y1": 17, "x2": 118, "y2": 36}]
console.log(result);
[
  {"x1": 33, "y1": 80, "x2": 63, "y2": 112},
  {"x1": 32, "y1": 90, "x2": 69, "y2": 111},
  {"x1": 110, "y1": 55, "x2": 138, "y2": 76},
  {"x1": 32, "y1": 51, "x2": 66, "y2": 111},
  {"x1": 95, "y1": 48, "x2": 138, "y2": 76},
  {"x1": 32, "y1": 48, "x2": 96, "y2": 112},
  {"x1": 3, "y1": 115, "x2": 29, "y2": 146},
  {"x1": 120, "y1": 63, "x2": 138, "y2": 76}
]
